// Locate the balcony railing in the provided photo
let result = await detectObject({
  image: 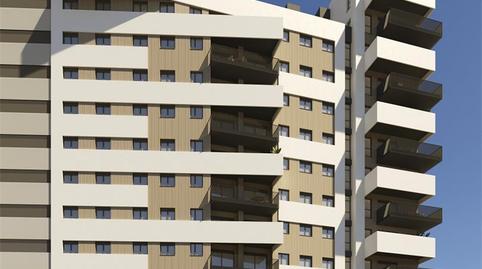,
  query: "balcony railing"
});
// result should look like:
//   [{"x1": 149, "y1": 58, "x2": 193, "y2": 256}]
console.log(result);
[
  {"x1": 377, "y1": 73, "x2": 442, "y2": 111},
  {"x1": 377, "y1": 137, "x2": 442, "y2": 173},
  {"x1": 211, "y1": 44, "x2": 279, "y2": 72},
  {"x1": 377, "y1": 202, "x2": 442, "y2": 232}
]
